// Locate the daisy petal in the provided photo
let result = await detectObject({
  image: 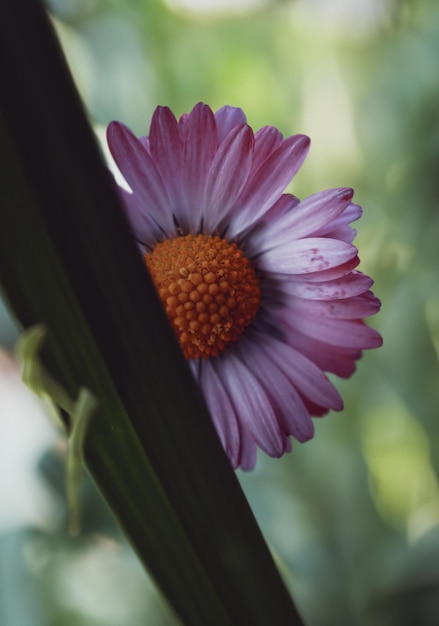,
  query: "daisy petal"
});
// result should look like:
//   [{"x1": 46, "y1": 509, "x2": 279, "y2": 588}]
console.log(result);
[
  {"x1": 197, "y1": 358, "x2": 241, "y2": 469},
  {"x1": 286, "y1": 256, "x2": 360, "y2": 281},
  {"x1": 242, "y1": 337, "x2": 314, "y2": 441},
  {"x1": 148, "y1": 106, "x2": 185, "y2": 223},
  {"x1": 251, "y1": 126, "x2": 284, "y2": 172},
  {"x1": 269, "y1": 339, "x2": 343, "y2": 411},
  {"x1": 223, "y1": 351, "x2": 287, "y2": 457},
  {"x1": 215, "y1": 106, "x2": 247, "y2": 143},
  {"x1": 107, "y1": 121, "x2": 175, "y2": 235},
  {"x1": 243, "y1": 194, "x2": 300, "y2": 257},
  {"x1": 262, "y1": 188, "x2": 354, "y2": 245},
  {"x1": 287, "y1": 329, "x2": 362, "y2": 378},
  {"x1": 181, "y1": 103, "x2": 217, "y2": 230},
  {"x1": 117, "y1": 188, "x2": 164, "y2": 246},
  {"x1": 228, "y1": 134, "x2": 310, "y2": 238},
  {"x1": 278, "y1": 271, "x2": 374, "y2": 300},
  {"x1": 238, "y1": 431, "x2": 258, "y2": 471},
  {"x1": 139, "y1": 136, "x2": 150, "y2": 152},
  {"x1": 291, "y1": 292, "x2": 381, "y2": 320},
  {"x1": 284, "y1": 313, "x2": 383, "y2": 349},
  {"x1": 263, "y1": 193, "x2": 300, "y2": 220},
  {"x1": 204, "y1": 356, "x2": 258, "y2": 470},
  {"x1": 203, "y1": 124, "x2": 254, "y2": 232},
  {"x1": 312, "y1": 203, "x2": 363, "y2": 242},
  {"x1": 260, "y1": 237, "x2": 357, "y2": 274}
]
